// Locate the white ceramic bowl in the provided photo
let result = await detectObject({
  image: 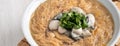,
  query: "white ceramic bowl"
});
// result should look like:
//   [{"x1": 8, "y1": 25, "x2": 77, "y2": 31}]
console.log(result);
[{"x1": 22, "y1": 0, "x2": 120, "y2": 46}]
